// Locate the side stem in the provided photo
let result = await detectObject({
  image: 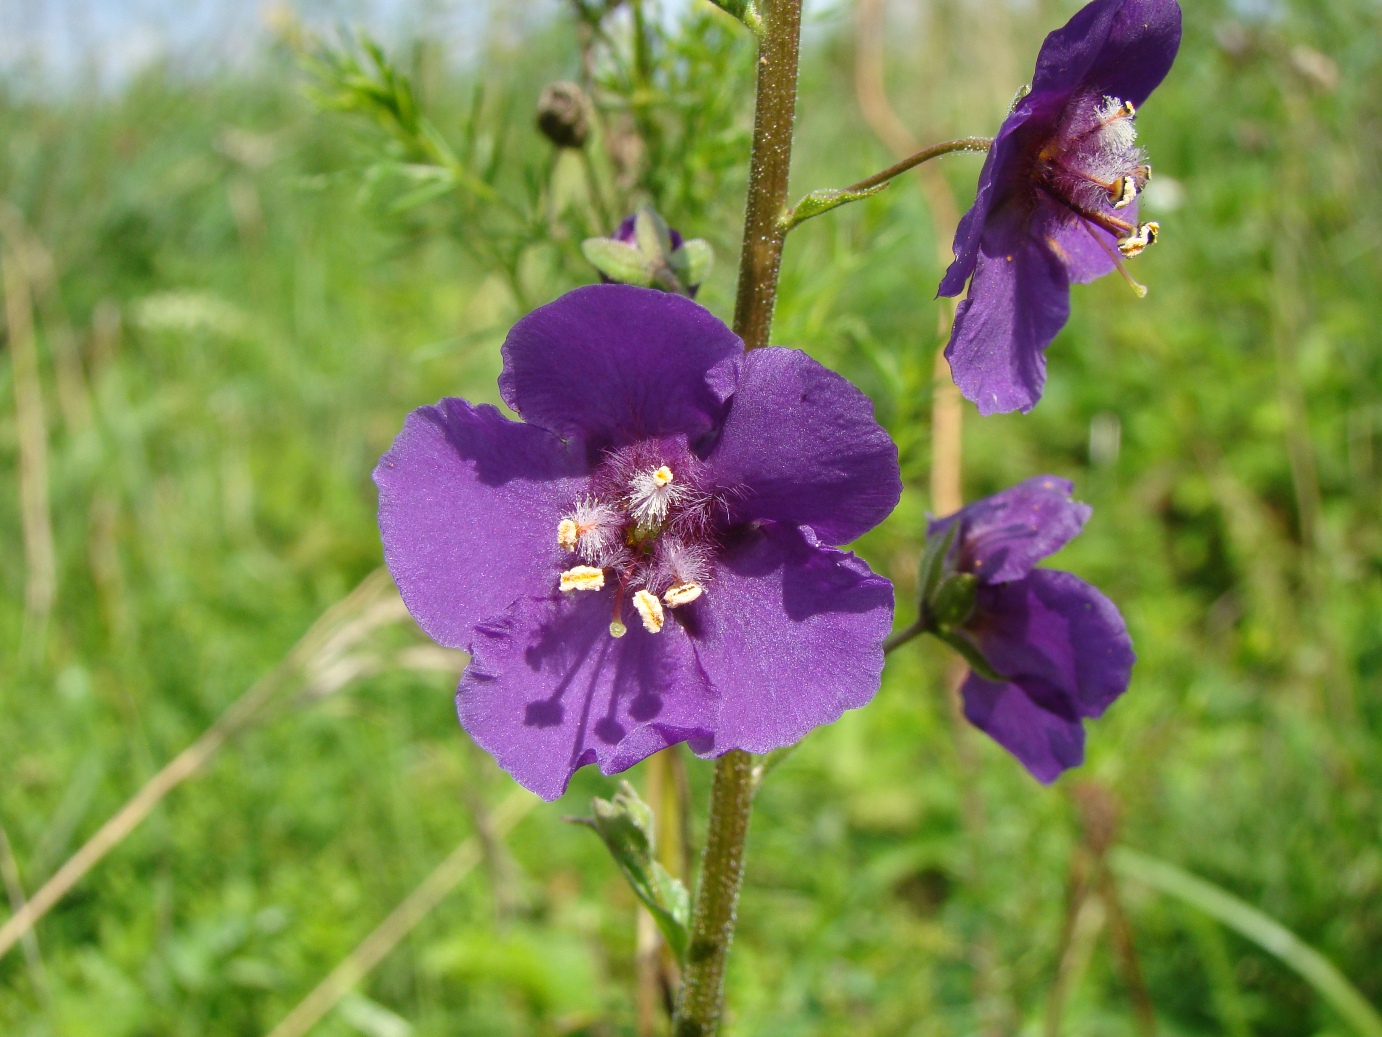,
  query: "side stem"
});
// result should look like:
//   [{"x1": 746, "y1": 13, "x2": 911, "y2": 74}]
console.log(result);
[{"x1": 844, "y1": 136, "x2": 992, "y2": 195}]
